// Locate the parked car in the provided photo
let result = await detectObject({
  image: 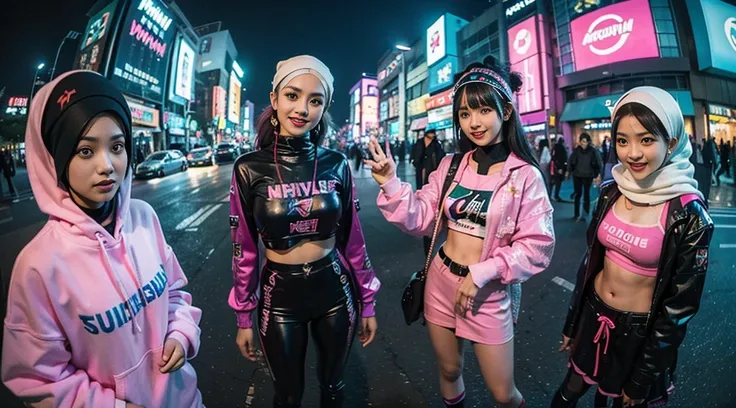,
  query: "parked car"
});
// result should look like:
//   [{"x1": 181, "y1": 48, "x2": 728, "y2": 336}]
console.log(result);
[
  {"x1": 187, "y1": 146, "x2": 215, "y2": 167},
  {"x1": 215, "y1": 141, "x2": 241, "y2": 163},
  {"x1": 135, "y1": 150, "x2": 188, "y2": 179}
]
